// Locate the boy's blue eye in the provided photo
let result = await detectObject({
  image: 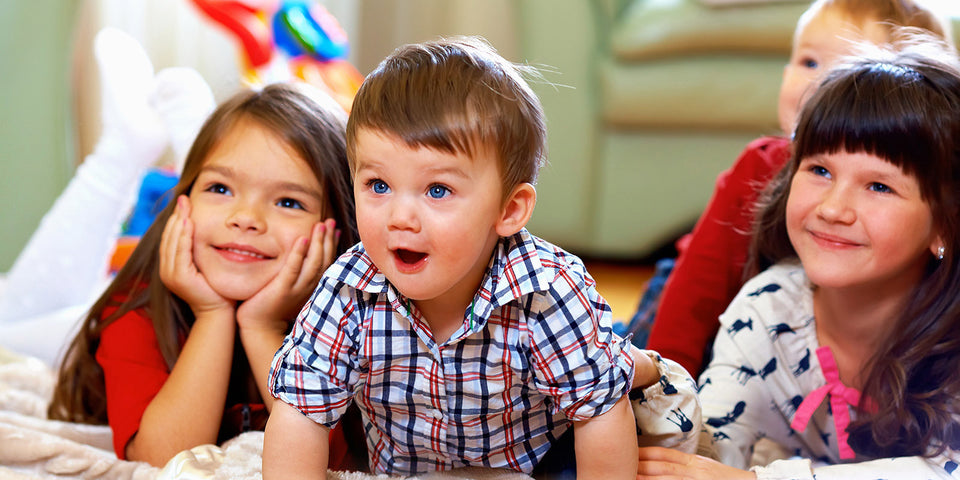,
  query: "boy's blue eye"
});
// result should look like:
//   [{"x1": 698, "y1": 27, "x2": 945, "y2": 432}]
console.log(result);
[
  {"x1": 869, "y1": 182, "x2": 892, "y2": 194},
  {"x1": 277, "y1": 198, "x2": 305, "y2": 210},
  {"x1": 803, "y1": 58, "x2": 818, "y2": 69},
  {"x1": 371, "y1": 180, "x2": 390, "y2": 194},
  {"x1": 206, "y1": 183, "x2": 231, "y2": 195},
  {"x1": 427, "y1": 185, "x2": 449, "y2": 199}
]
